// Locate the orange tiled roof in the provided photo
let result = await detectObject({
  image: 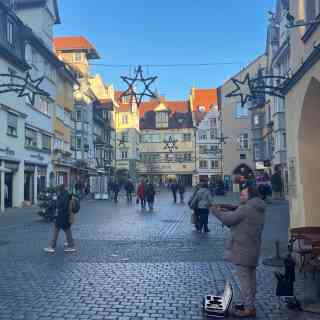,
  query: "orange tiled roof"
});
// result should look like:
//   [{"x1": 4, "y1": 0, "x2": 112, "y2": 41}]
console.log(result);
[
  {"x1": 139, "y1": 100, "x2": 189, "y2": 118},
  {"x1": 191, "y1": 88, "x2": 218, "y2": 124},
  {"x1": 53, "y1": 36, "x2": 100, "y2": 59}
]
